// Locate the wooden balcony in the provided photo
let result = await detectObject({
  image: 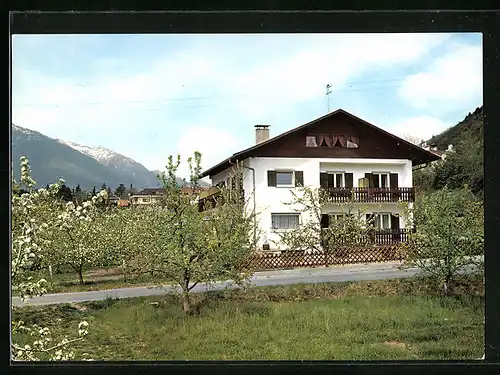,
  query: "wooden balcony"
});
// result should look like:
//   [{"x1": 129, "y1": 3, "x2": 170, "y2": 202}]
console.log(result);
[
  {"x1": 323, "y1": 187, "x2": 415, "y2": 203},
  {"x1": 371, "y1": 228, "x2": 412, "y2": 244},
  {"x1": 322, "y1": 228, "x2": 412, "y2": 246}
]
